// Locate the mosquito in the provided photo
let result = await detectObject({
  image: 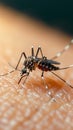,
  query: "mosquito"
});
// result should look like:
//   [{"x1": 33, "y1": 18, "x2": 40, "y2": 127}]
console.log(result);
[{"x1": 0, "y1": 40, "x2": 73, "y2": 88}]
